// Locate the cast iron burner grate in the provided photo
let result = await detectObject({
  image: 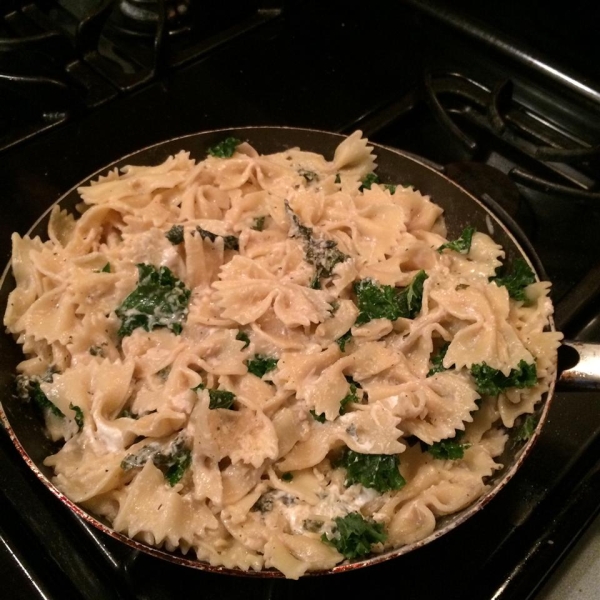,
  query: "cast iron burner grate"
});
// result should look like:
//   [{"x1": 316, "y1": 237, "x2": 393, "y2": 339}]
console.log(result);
[{"x1": 0, "y1": 0, "x2": 283, "y2": 152}]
